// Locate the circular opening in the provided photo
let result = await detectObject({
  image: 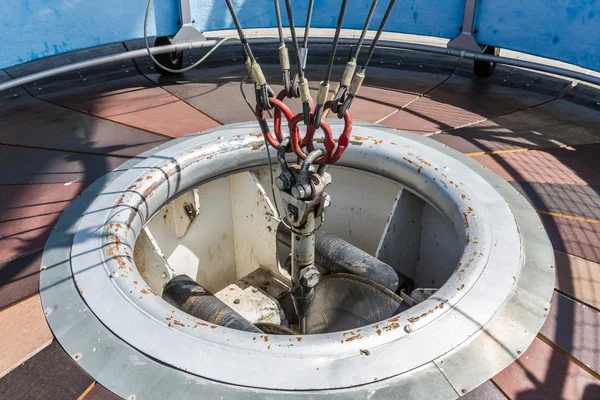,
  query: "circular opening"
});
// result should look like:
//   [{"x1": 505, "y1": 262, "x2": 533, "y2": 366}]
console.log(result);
[
  {"x1": 69, "y1": 123, "x2": 530, "y2": 390},
  {"x1": 133, "y1": 166, "x2": 464, "y2": 335}
]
